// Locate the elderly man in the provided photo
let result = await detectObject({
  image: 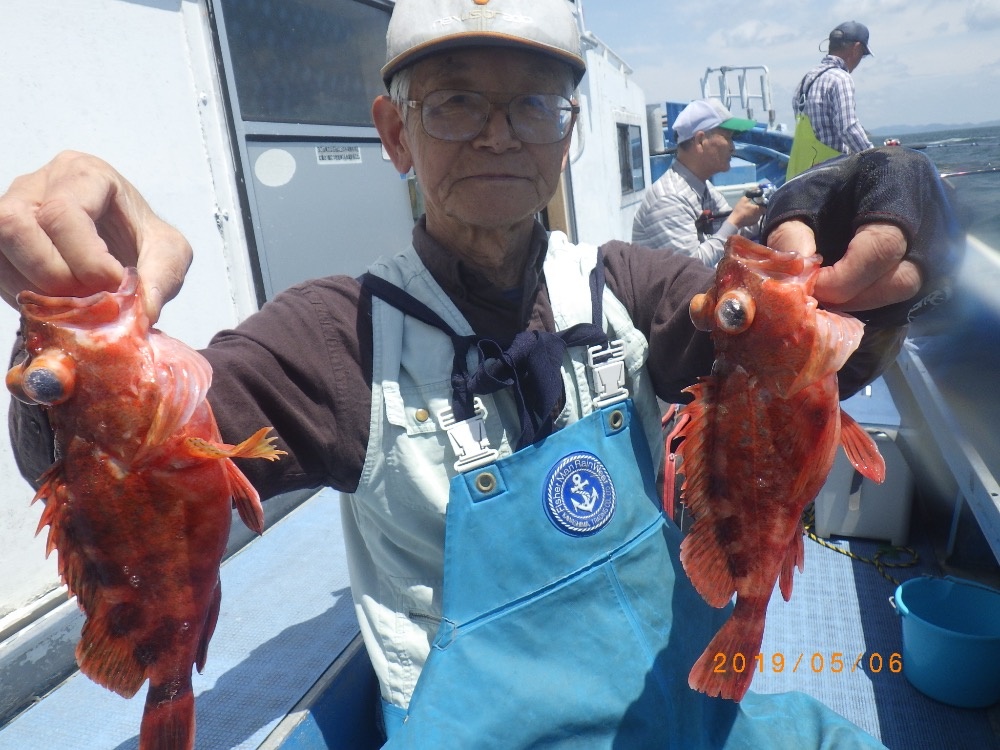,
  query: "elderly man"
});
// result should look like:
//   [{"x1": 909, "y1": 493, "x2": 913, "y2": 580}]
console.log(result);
[
  {"x1": 632, "y1": 99, "x2": 766, "y2": 266},
  {"x1": 0, "y1": 0, "x2": 955, "y2": 746}
]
